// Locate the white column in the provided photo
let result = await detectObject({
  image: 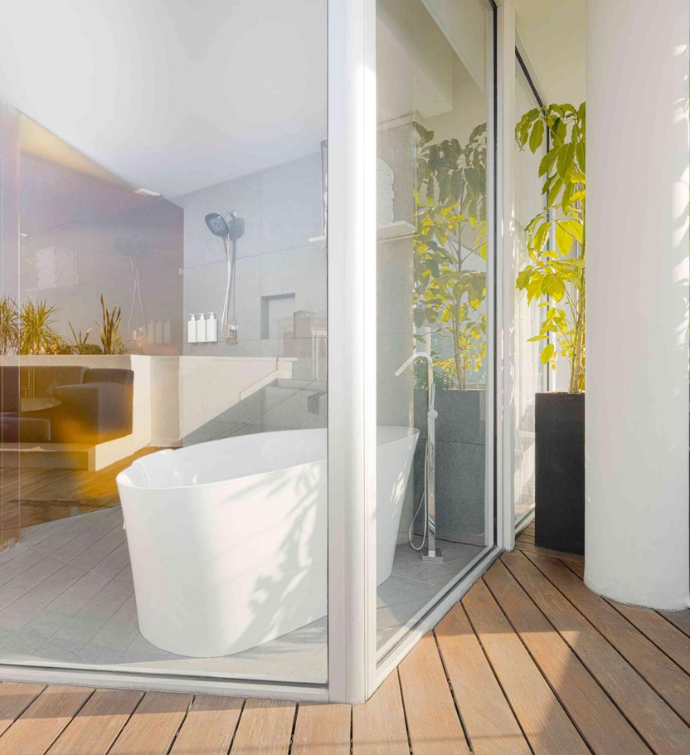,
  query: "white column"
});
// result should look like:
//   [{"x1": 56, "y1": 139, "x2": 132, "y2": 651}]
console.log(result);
[{"x1": 585, "y1": 0, "x2": 690, "y2": 609}]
